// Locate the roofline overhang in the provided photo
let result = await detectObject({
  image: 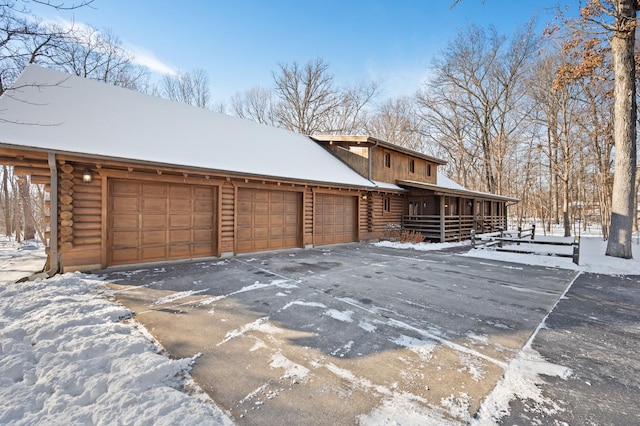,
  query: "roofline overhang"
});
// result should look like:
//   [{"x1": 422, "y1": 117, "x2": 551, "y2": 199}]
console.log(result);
[
  {"x1": 310, "y1": 135, "x2": 448, "y2": 165},
  {"x1": 396, "y1": 179, "x2": 519, "y2": 203},
  {"x1": 0, "y1": 142, "x2": 407, "y2": 192}
]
